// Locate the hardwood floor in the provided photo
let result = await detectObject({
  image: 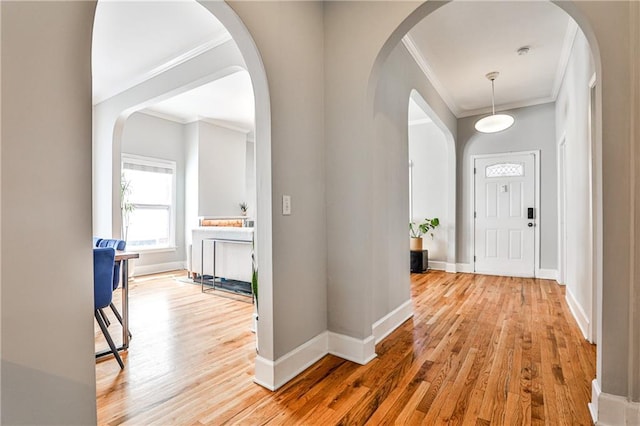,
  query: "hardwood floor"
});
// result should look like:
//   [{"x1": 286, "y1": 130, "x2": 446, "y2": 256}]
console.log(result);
[{"x1": 96, "y1": 271, "x2": 595, "y2": 425}]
